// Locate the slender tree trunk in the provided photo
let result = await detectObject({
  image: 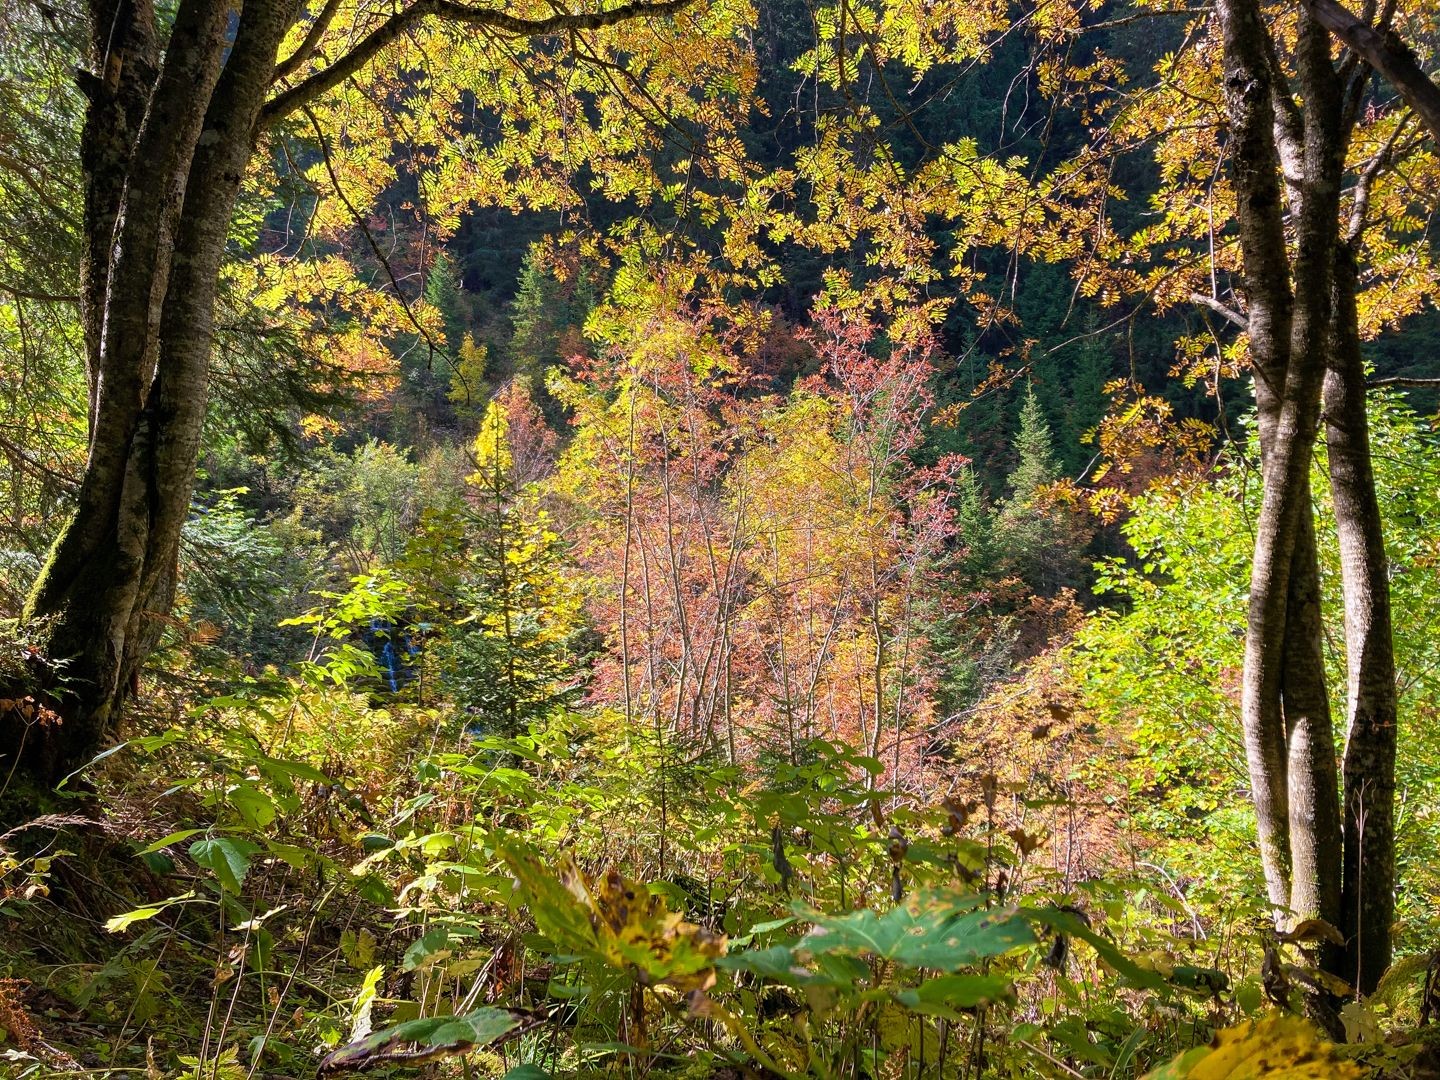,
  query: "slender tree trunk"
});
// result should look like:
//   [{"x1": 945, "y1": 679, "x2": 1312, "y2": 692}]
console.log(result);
[
  {"x1": 1219, "y1": 0, "x2": 1302, "y2": 912},
  {"x1": 1281, "y1": 503, "x2": 1343, "y2": 942},
  {"x1": 77, "y1": 0, "x2": 158, "y2": 417},
  {"x1": 1221, "y1": 0, "x2": 1400, "y2": 988},
  {"x1": 1221, "y1": 0, "x2": 1351, "y2": 959},
  {"x1": 1327, "y1": 242, "x2": 1398, "y2": 994},
  {"x1": 1278, "y1": 7, "x2": 1348, "y2": 944}
]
